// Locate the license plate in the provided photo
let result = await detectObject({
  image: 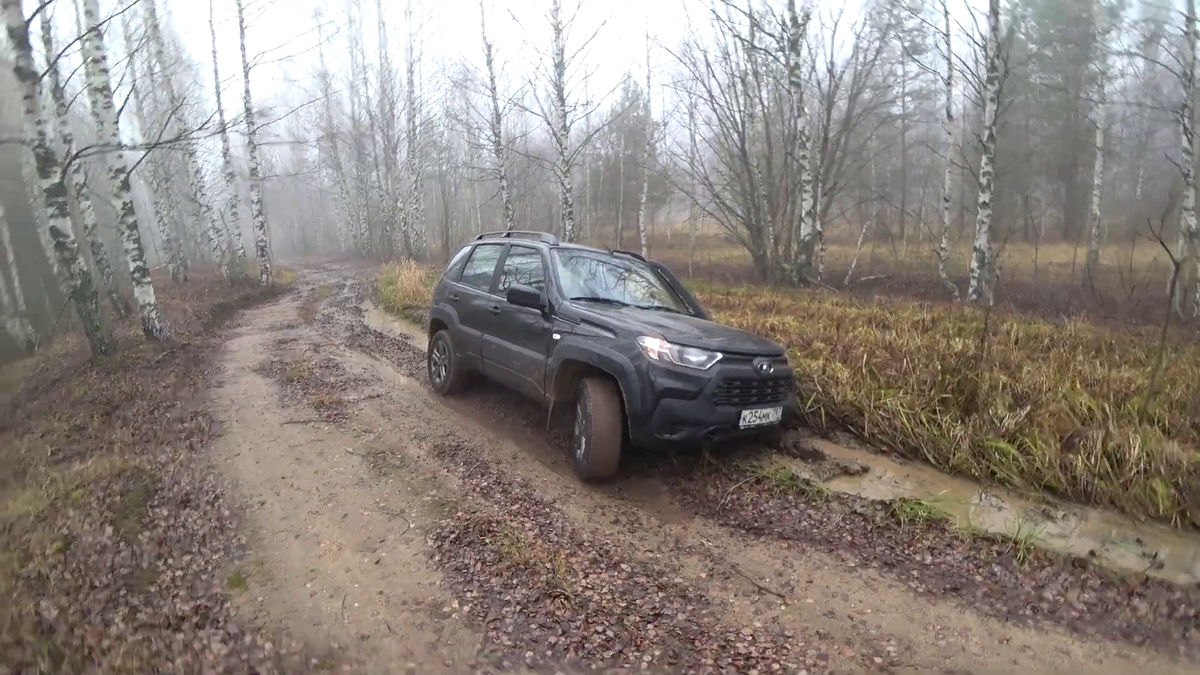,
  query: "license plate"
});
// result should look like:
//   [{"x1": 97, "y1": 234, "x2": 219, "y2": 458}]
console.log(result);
[{"x1": 738, "y1": 406, "x2": 783, "y2": 429}]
